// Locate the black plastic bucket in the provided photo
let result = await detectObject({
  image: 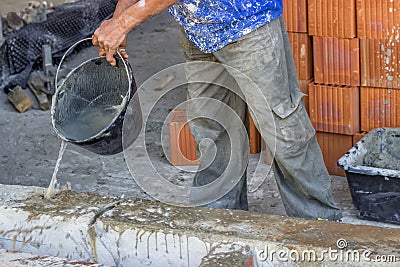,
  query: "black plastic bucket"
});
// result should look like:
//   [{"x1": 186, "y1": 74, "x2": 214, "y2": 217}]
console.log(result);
[
  {"x1": 338, "y1": 128, "x2": 400, "y2": 224},
  {"x1": 51, "y1": 38, "x2": 142, "y2": 155}
]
